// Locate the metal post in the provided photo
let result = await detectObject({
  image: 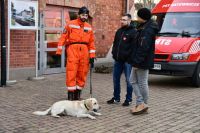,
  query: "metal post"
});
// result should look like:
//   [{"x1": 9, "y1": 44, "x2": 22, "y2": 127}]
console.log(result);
[
  {"x1": 1, "y1": 0, "x2": 7, "y2": 86},
  {"x1": 32, "y1": 11, "x2": 44, "y2": 81},
  {"x1": 35, "y1": 30, "x2": 38, "y2": 77}
]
